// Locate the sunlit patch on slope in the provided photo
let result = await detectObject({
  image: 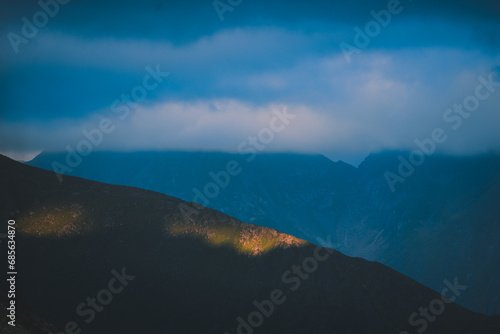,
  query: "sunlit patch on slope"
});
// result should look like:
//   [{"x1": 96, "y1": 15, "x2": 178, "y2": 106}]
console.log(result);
[
  {"x1": 167, "y1": 215, "x2": 307, "y2": 256},
  {"x1": 16, "y1": 203, "x2": 87, "y2": 237}
]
